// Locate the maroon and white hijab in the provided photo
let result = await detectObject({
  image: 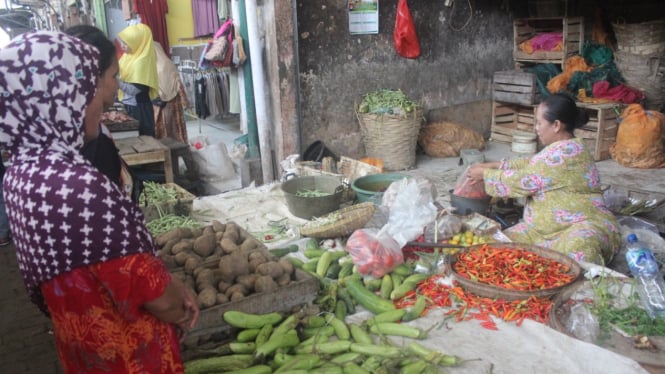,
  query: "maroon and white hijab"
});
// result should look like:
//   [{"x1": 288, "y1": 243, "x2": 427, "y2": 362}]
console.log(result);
[{"x1": 0, "y1": 31, "x2": 154, "y2": 311}]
